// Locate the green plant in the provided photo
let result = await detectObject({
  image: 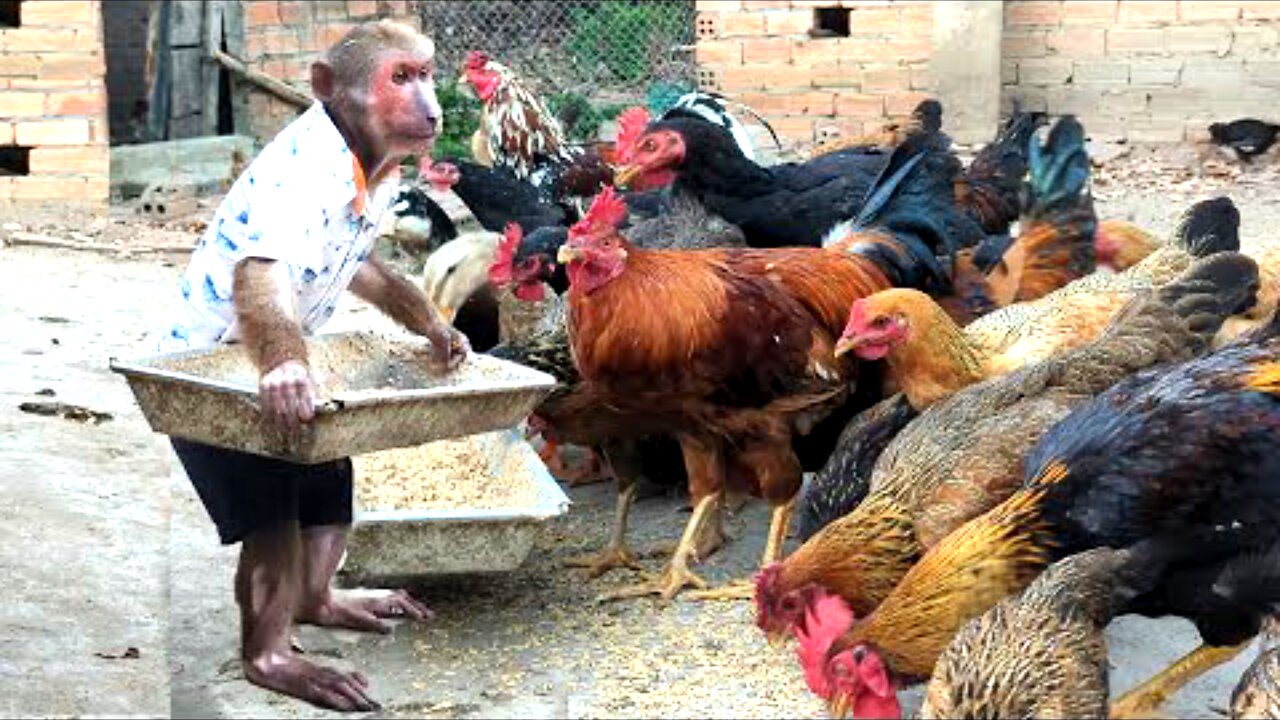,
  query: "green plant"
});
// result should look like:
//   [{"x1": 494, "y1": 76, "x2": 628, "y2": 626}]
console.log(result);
[
  {"x1": 546, "y1": 91, "x2": 629, "y2": 143},
  {"x1": 434, "y1": 78, "x2": 482, "y2": 161},
  {"x1": 565, "y1": 1, "x2": 687, "y2": 86}
]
